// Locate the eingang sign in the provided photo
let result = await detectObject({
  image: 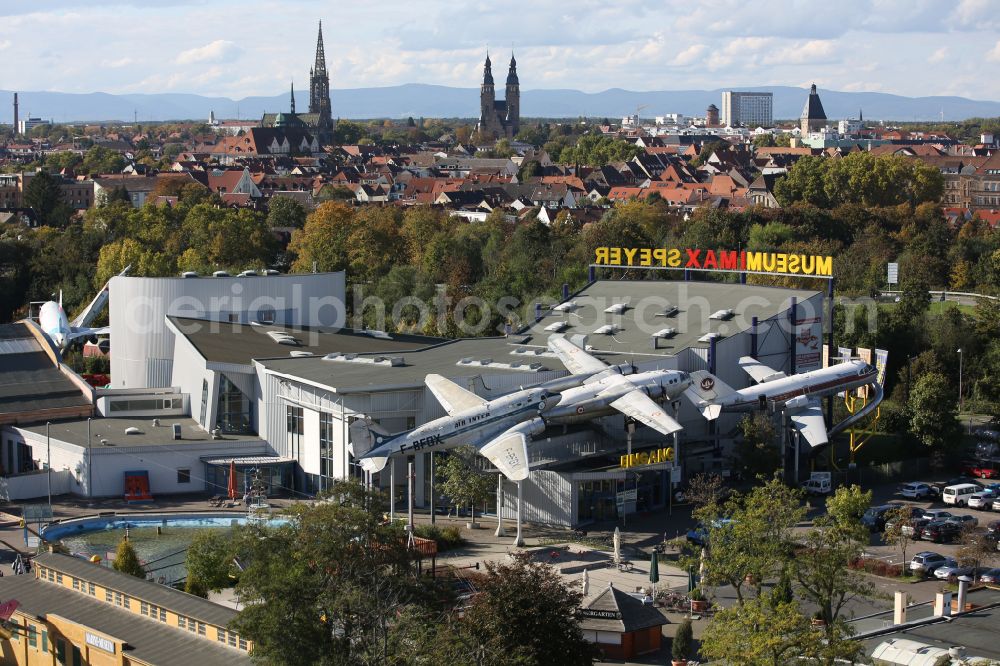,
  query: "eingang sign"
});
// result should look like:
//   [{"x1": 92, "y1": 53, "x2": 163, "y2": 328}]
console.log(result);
[
  {"x1": 620, "y1": 447, "x2": 674, "y2": 469},
  {"x1": 594, "y1": 247, "x2": 833, "y2": 278}
]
